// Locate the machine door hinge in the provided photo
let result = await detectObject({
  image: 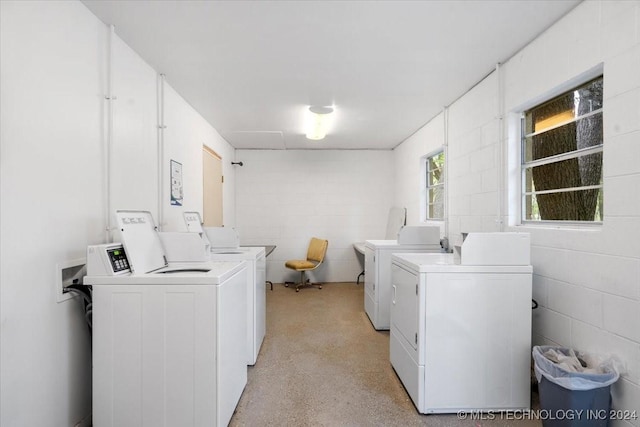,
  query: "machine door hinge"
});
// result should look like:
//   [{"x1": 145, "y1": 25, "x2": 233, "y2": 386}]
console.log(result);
[
  {"x1": 221, "y1": 175, "x2": 224, "y2": 183},
  {"x1": 415, "y1": 333, "x2": 418, "y2": 344},
  {"x1": 373, "y1": 283, "x2": 375, "y2": 291},
  {"x1": 416, "y1": 284, "x2": 418, "y2": 295}
]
